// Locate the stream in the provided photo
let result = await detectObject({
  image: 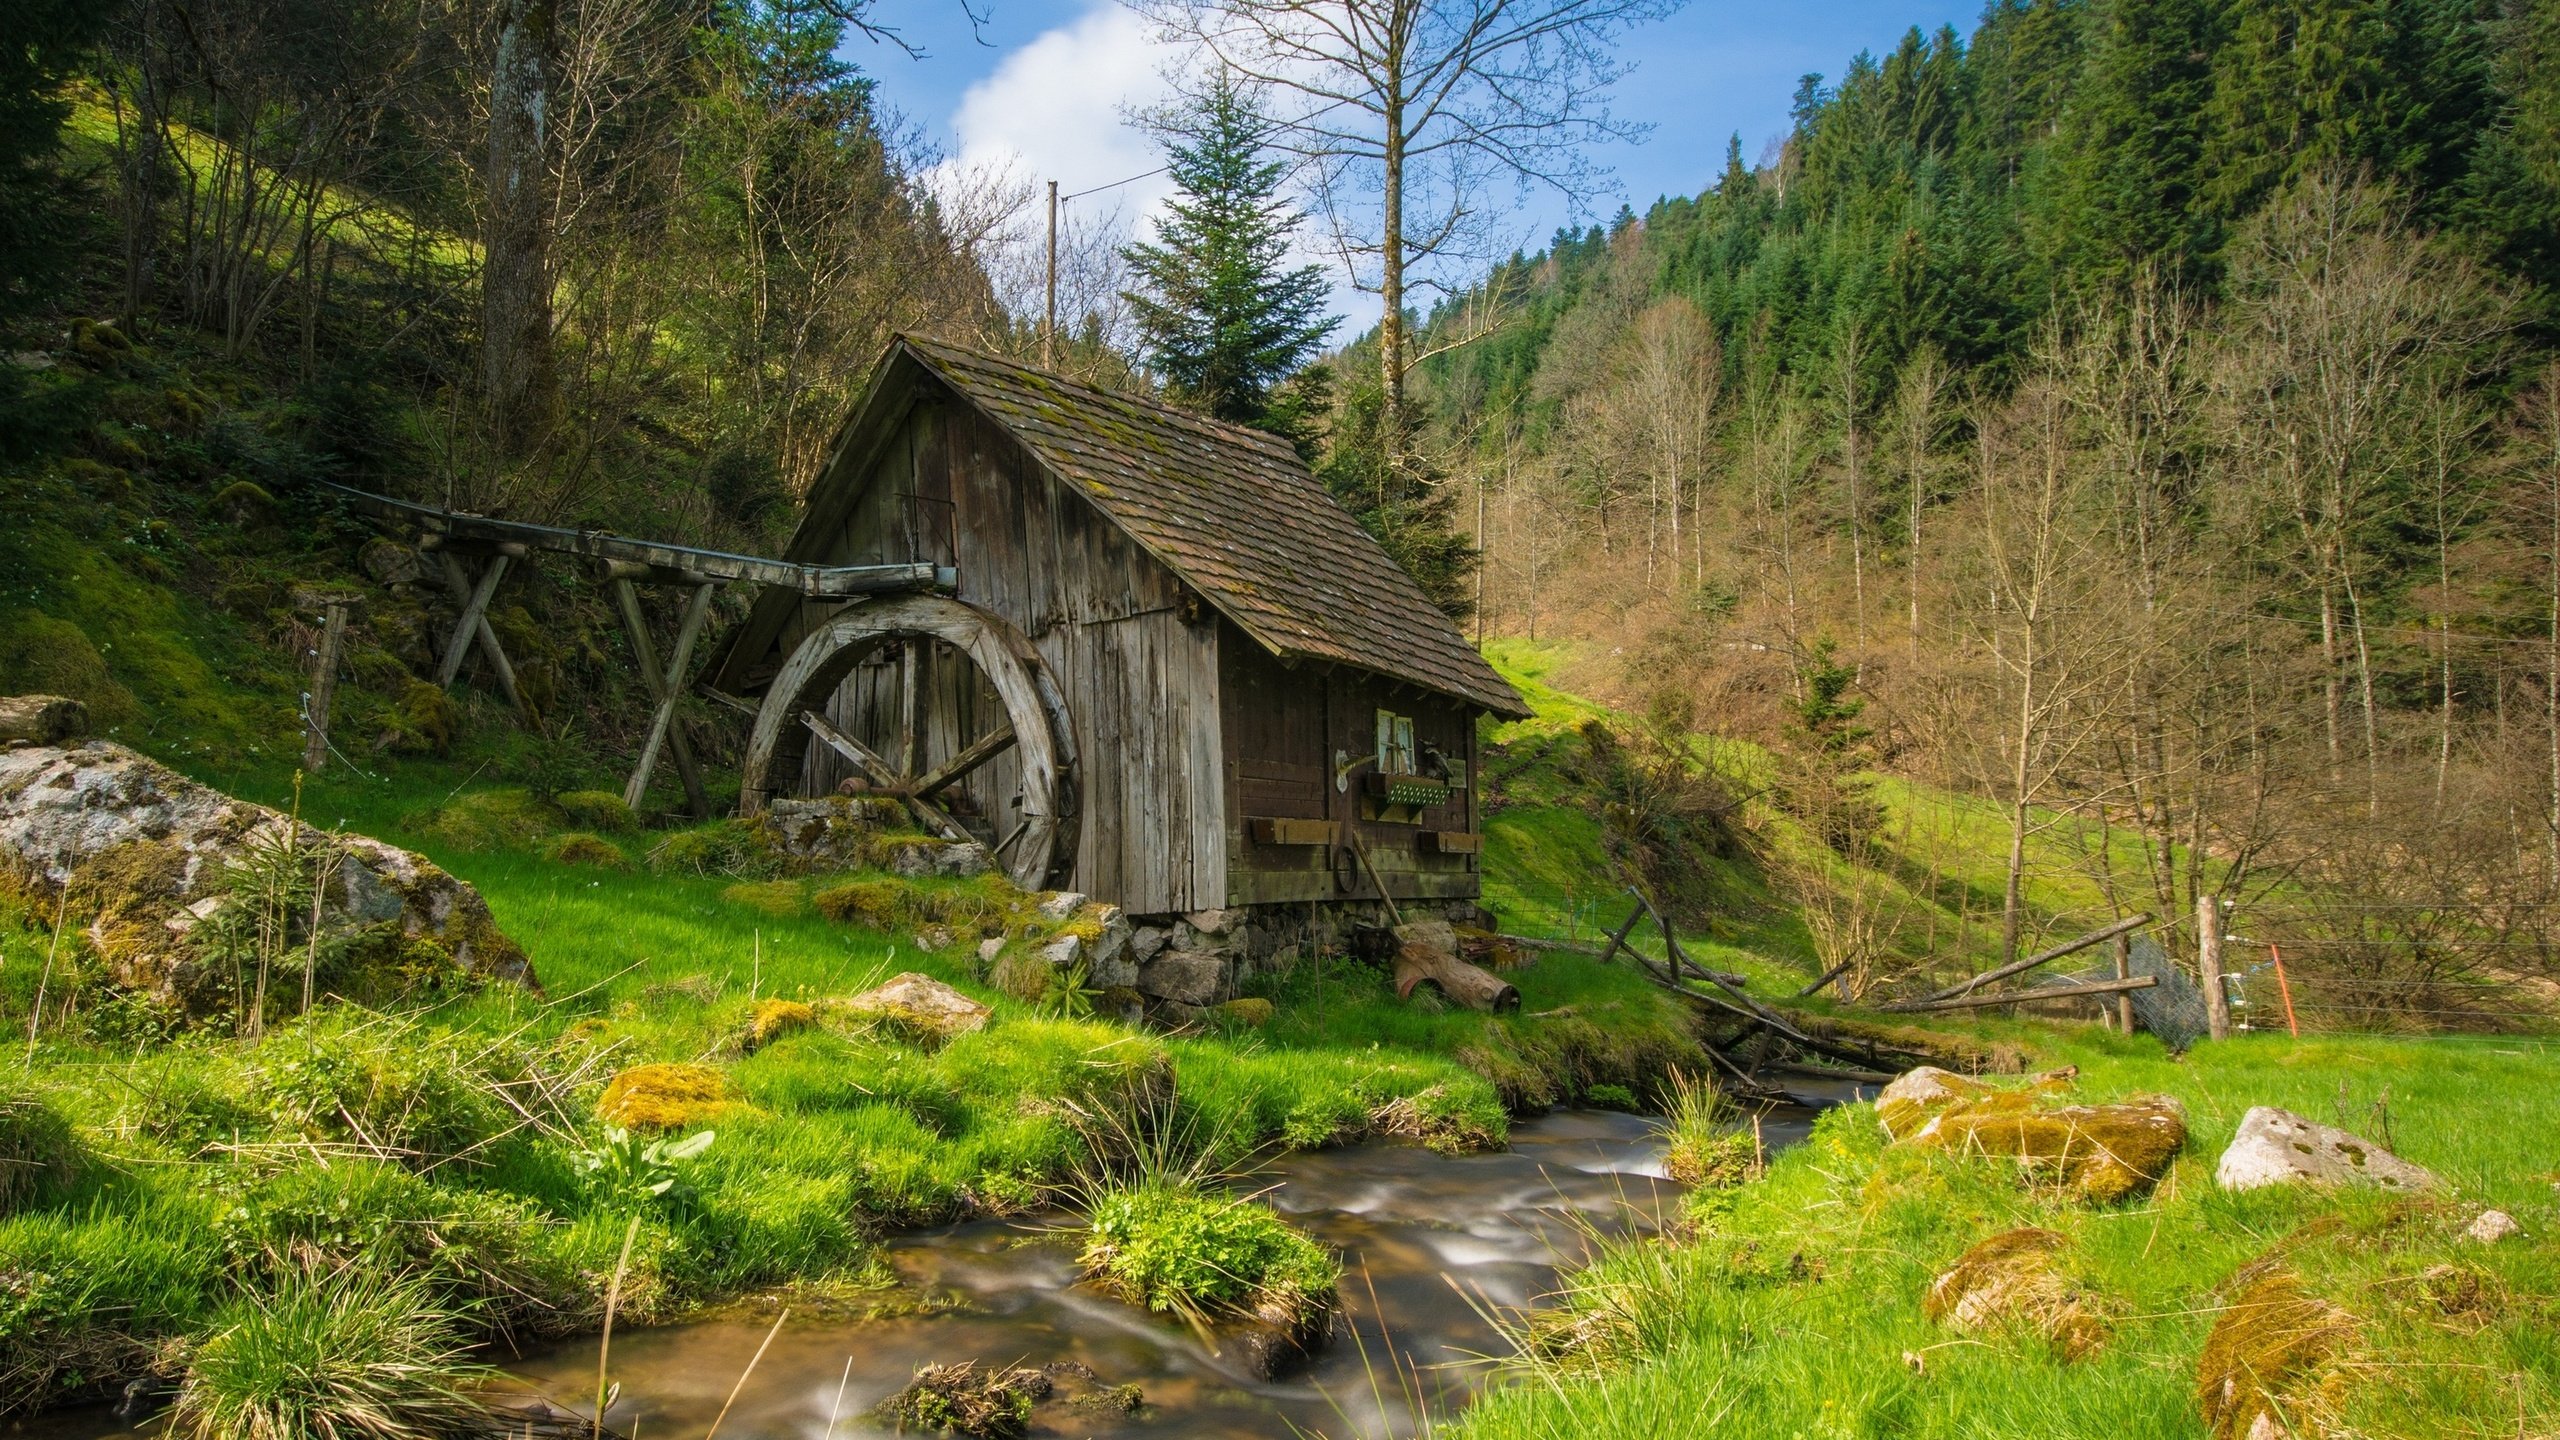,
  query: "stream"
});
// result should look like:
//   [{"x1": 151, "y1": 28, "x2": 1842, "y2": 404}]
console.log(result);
[{"x1": 25, "y1": 1085, "x2": 1861, "y2": 1440}]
